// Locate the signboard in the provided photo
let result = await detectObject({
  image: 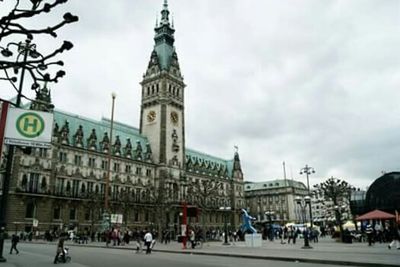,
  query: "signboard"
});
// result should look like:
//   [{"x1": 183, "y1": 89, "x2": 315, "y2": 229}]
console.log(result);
[
  {"x1": 4, "y1": 107, "x2": 53, "y2": 148},
  {"x1": 32, "y1": 219, "x2": 39, "y2": 227},
  {"x1": 110, "y1": 214, "x2": 123, "y2": 224},
  {"x1": 180, "y1": 224, "x2": 187, "y2": 236},
  {"x1": 102, "y1": 213, "x2": 111, "y2": 231}
]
